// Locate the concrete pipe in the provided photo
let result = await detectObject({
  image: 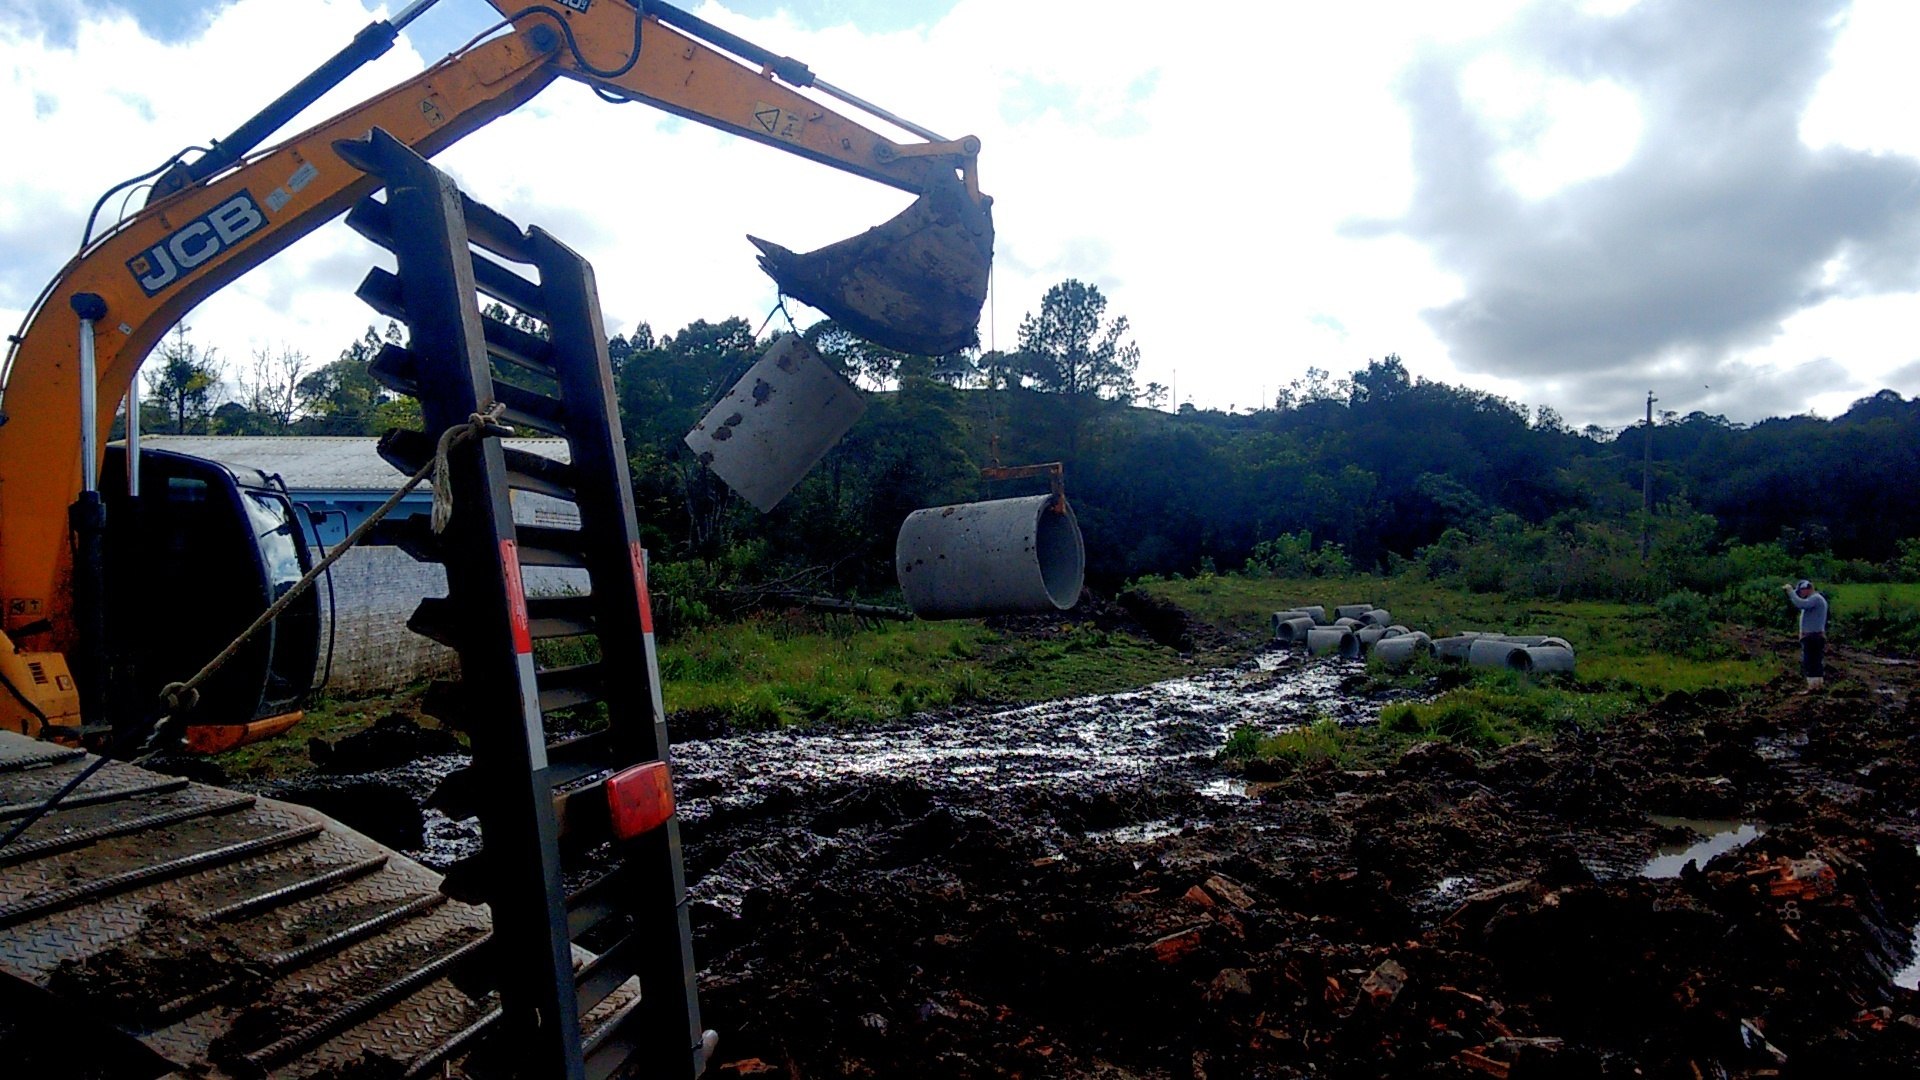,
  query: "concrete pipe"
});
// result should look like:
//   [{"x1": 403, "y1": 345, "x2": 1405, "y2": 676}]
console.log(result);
[
  {"x1": 1538, "y1": 637, "x2": 1572, "y2": 651},
  {"x1": 1384, "y1": 625, "x2": 1412, "y2": 637},
  {"x1": 1271, "y1": 610, "x2": 1308, "y2": 636},
  {"x1": 1467, "y1": 638, "x2": 1531, "y2": 671},
  {"x1": 1335, "y1": 604, "x2": 1373, "y2": 620},
  {"x1": 896, "y1": 494, "x2": 1085, "y2": 619},
  {"x1": 1292, "y1": 605, "x2": 1329, "y2": 625},
  {"x1": 1306, "y1": 627, "x2": 1360, "y2": 659},
  {"x1": 1371, "y1": 633, "x2": 1433, "y2": 671},
  {"x1": 1431, "y1": 636, "x2": 1476, "y2": 663},
  {"x1": 1360, "y1": 608, "x2": 1392, "y2": 627},
  {"x1": 1333, "y1": 617, "x2": 1362, "y2": 629},
  {"x1": 684, "y1": 337, "x2": 867, "y2": 512},
  {"x1": 1524, "y1": 646, "x2": 1576, "y2": 674},
  {"x1": 1274, "y1": 616, "x2": 1316, "y2": 644},
  {"x1": 1354, "y1": 626, "x2": 1388, "y2": 654}
]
